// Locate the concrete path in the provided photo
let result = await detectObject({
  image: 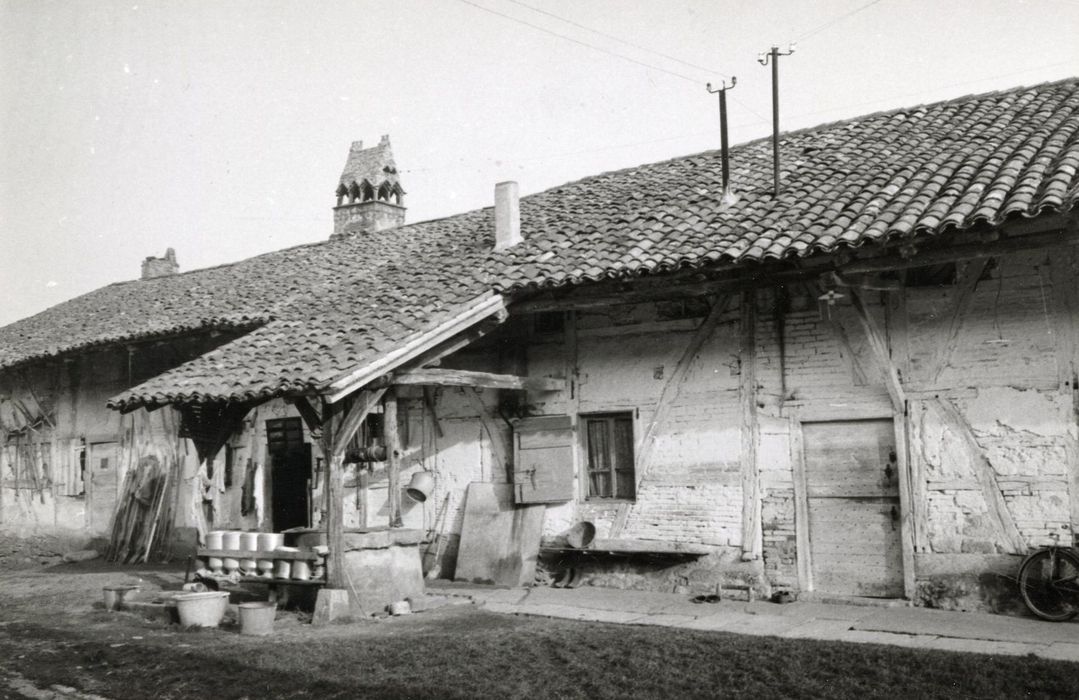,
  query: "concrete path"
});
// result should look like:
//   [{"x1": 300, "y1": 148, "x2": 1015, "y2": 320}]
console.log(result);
[{"x1": 429, "y1": 582, "x2": 1079, "y2": 662}]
